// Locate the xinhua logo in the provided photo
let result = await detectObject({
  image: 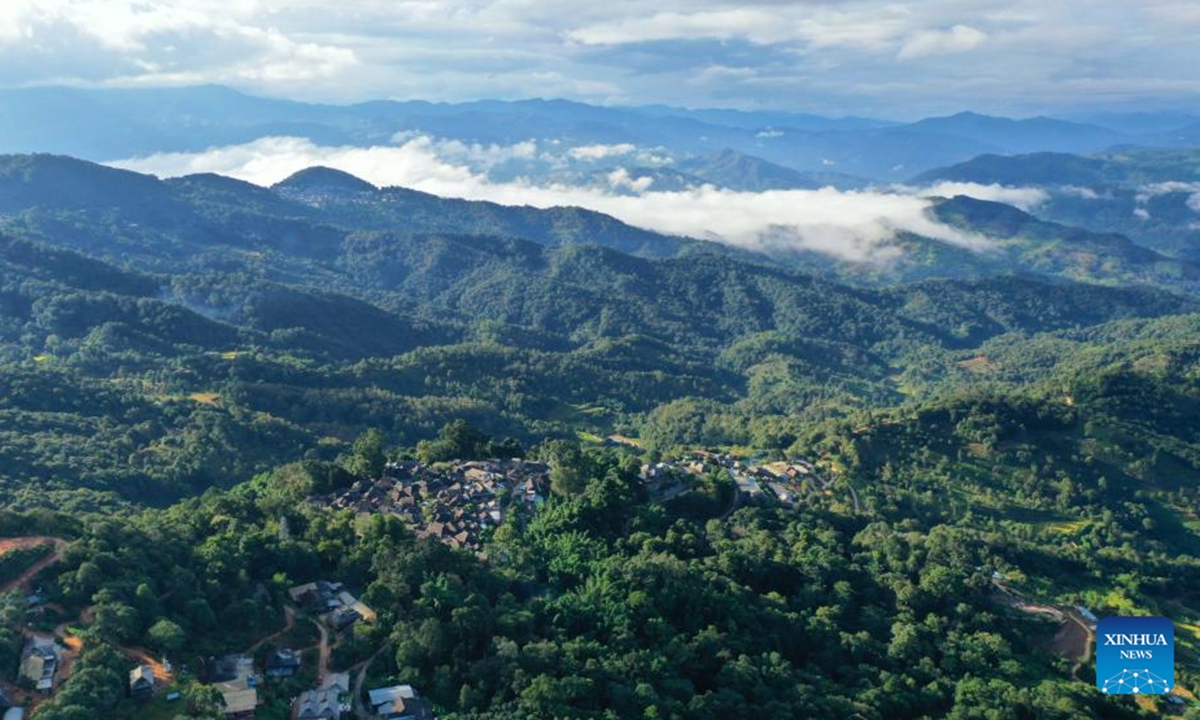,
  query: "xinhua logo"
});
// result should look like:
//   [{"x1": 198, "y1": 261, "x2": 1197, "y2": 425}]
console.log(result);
[{"x1": 1096, "y1": 616, "x2": 1174, "y2": 695}]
